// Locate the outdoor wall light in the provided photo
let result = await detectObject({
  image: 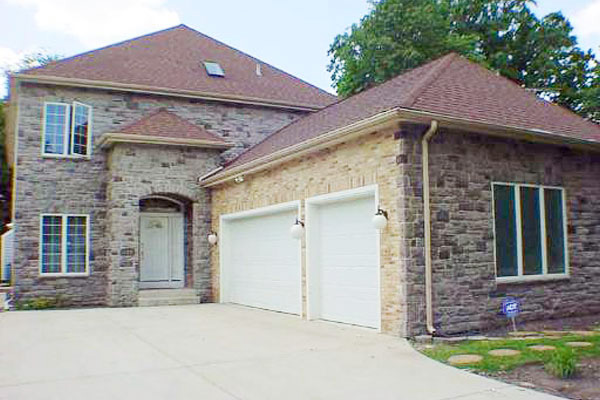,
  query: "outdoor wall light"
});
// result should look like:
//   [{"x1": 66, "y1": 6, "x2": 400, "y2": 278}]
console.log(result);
[
  {"x1": 233, "y1": 175, "x2": 245, "y2": 184},
  {"x1": 372, "y1": 208, "x2": 389, "y2": 230},
  {"x1": 207, "y1": 232, "x2": 218, "y2": 245},
  {"x1": 290, "y1": 219, "x2": 305, "y2": 240}
]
